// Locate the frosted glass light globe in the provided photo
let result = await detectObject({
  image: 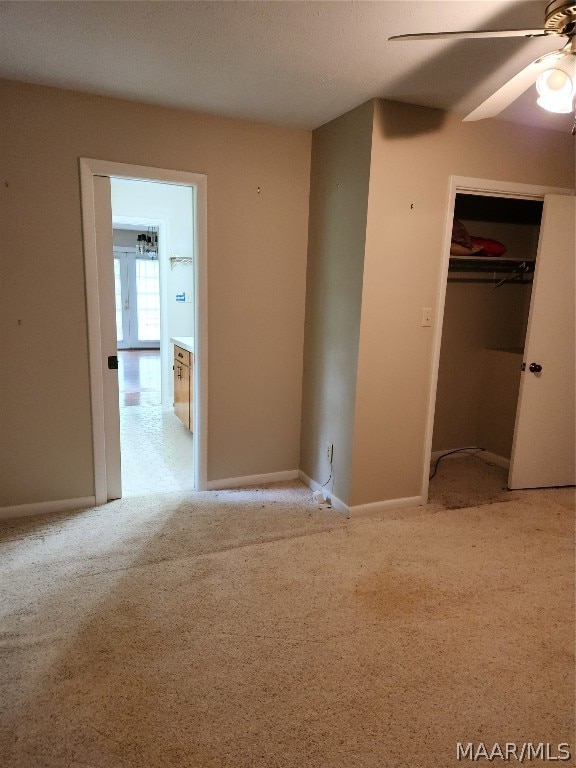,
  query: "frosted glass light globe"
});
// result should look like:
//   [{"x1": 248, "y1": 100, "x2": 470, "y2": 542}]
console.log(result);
[{"x1": 536, "y1": 68, "x2": 574, "y2": 113}]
